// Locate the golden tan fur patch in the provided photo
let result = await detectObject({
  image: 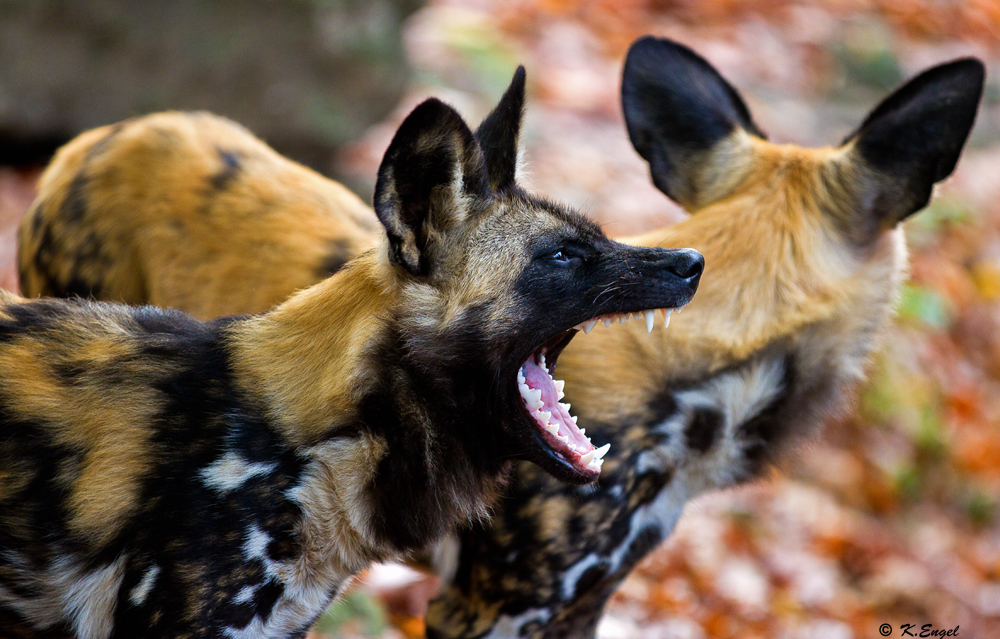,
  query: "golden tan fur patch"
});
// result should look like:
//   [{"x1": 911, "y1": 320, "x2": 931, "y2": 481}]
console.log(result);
[
  {"x1": 557, "y1": 134, "x2": 902, "y2": 426},
  {"x1": 0, "y1": 314, "x2": 161, "y2": 547},
  {"x1": 19, "y1": 112, "x2": 379, "y2": 319}
]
